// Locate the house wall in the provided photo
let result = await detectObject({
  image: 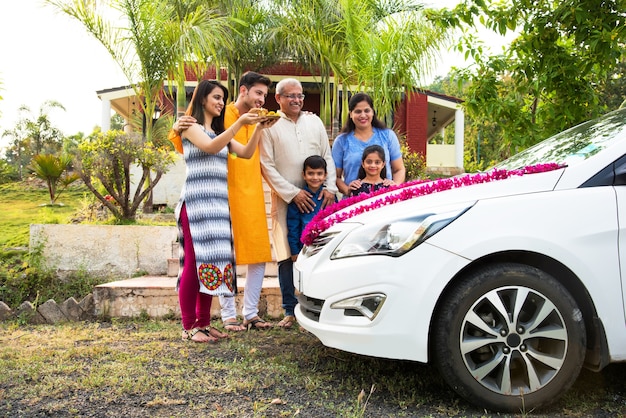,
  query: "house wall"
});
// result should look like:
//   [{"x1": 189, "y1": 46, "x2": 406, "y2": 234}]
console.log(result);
[
  {"x1": 395, "y1": 91, "x2": 428, "y2": 156},
  {"x1": 133, "y1": 158, "x2": 185, "y2": 207},
  {"x1": 426, "y1": 144, "x2": 457, "y2": 167}
]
